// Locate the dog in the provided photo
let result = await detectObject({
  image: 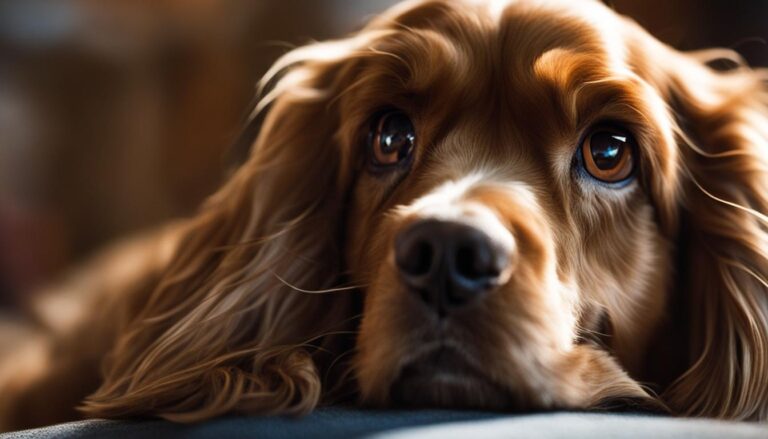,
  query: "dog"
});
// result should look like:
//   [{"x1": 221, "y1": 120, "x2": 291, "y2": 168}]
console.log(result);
[{"x1": 1, "y1": 0, "x2": 766, "y2": 431}]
